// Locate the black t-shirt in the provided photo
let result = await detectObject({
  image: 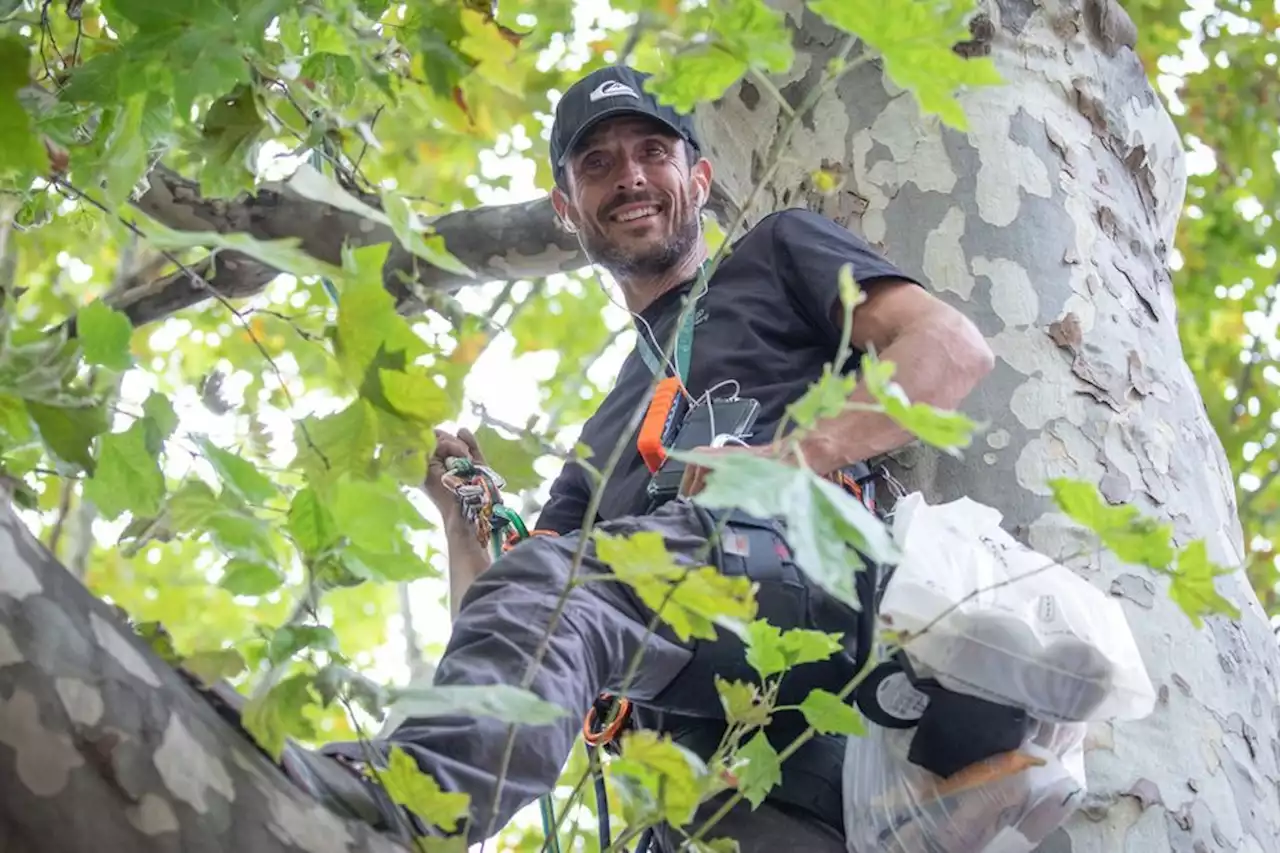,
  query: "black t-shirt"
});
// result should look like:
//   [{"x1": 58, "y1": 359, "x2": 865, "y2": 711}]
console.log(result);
[{"x1": 534, "y1": 208, "x2": 919, "y2": 535}]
